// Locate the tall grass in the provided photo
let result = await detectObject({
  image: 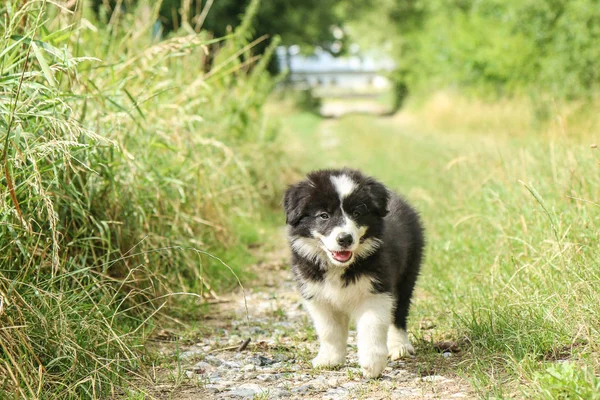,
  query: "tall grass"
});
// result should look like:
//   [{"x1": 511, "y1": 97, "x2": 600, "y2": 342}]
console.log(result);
[
  {"x1": 0, "y1": 0, "x2": 283, "y2": 397},
  {"x1": 402, "y1": 92, "x2": 600, "y2": 396}
]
